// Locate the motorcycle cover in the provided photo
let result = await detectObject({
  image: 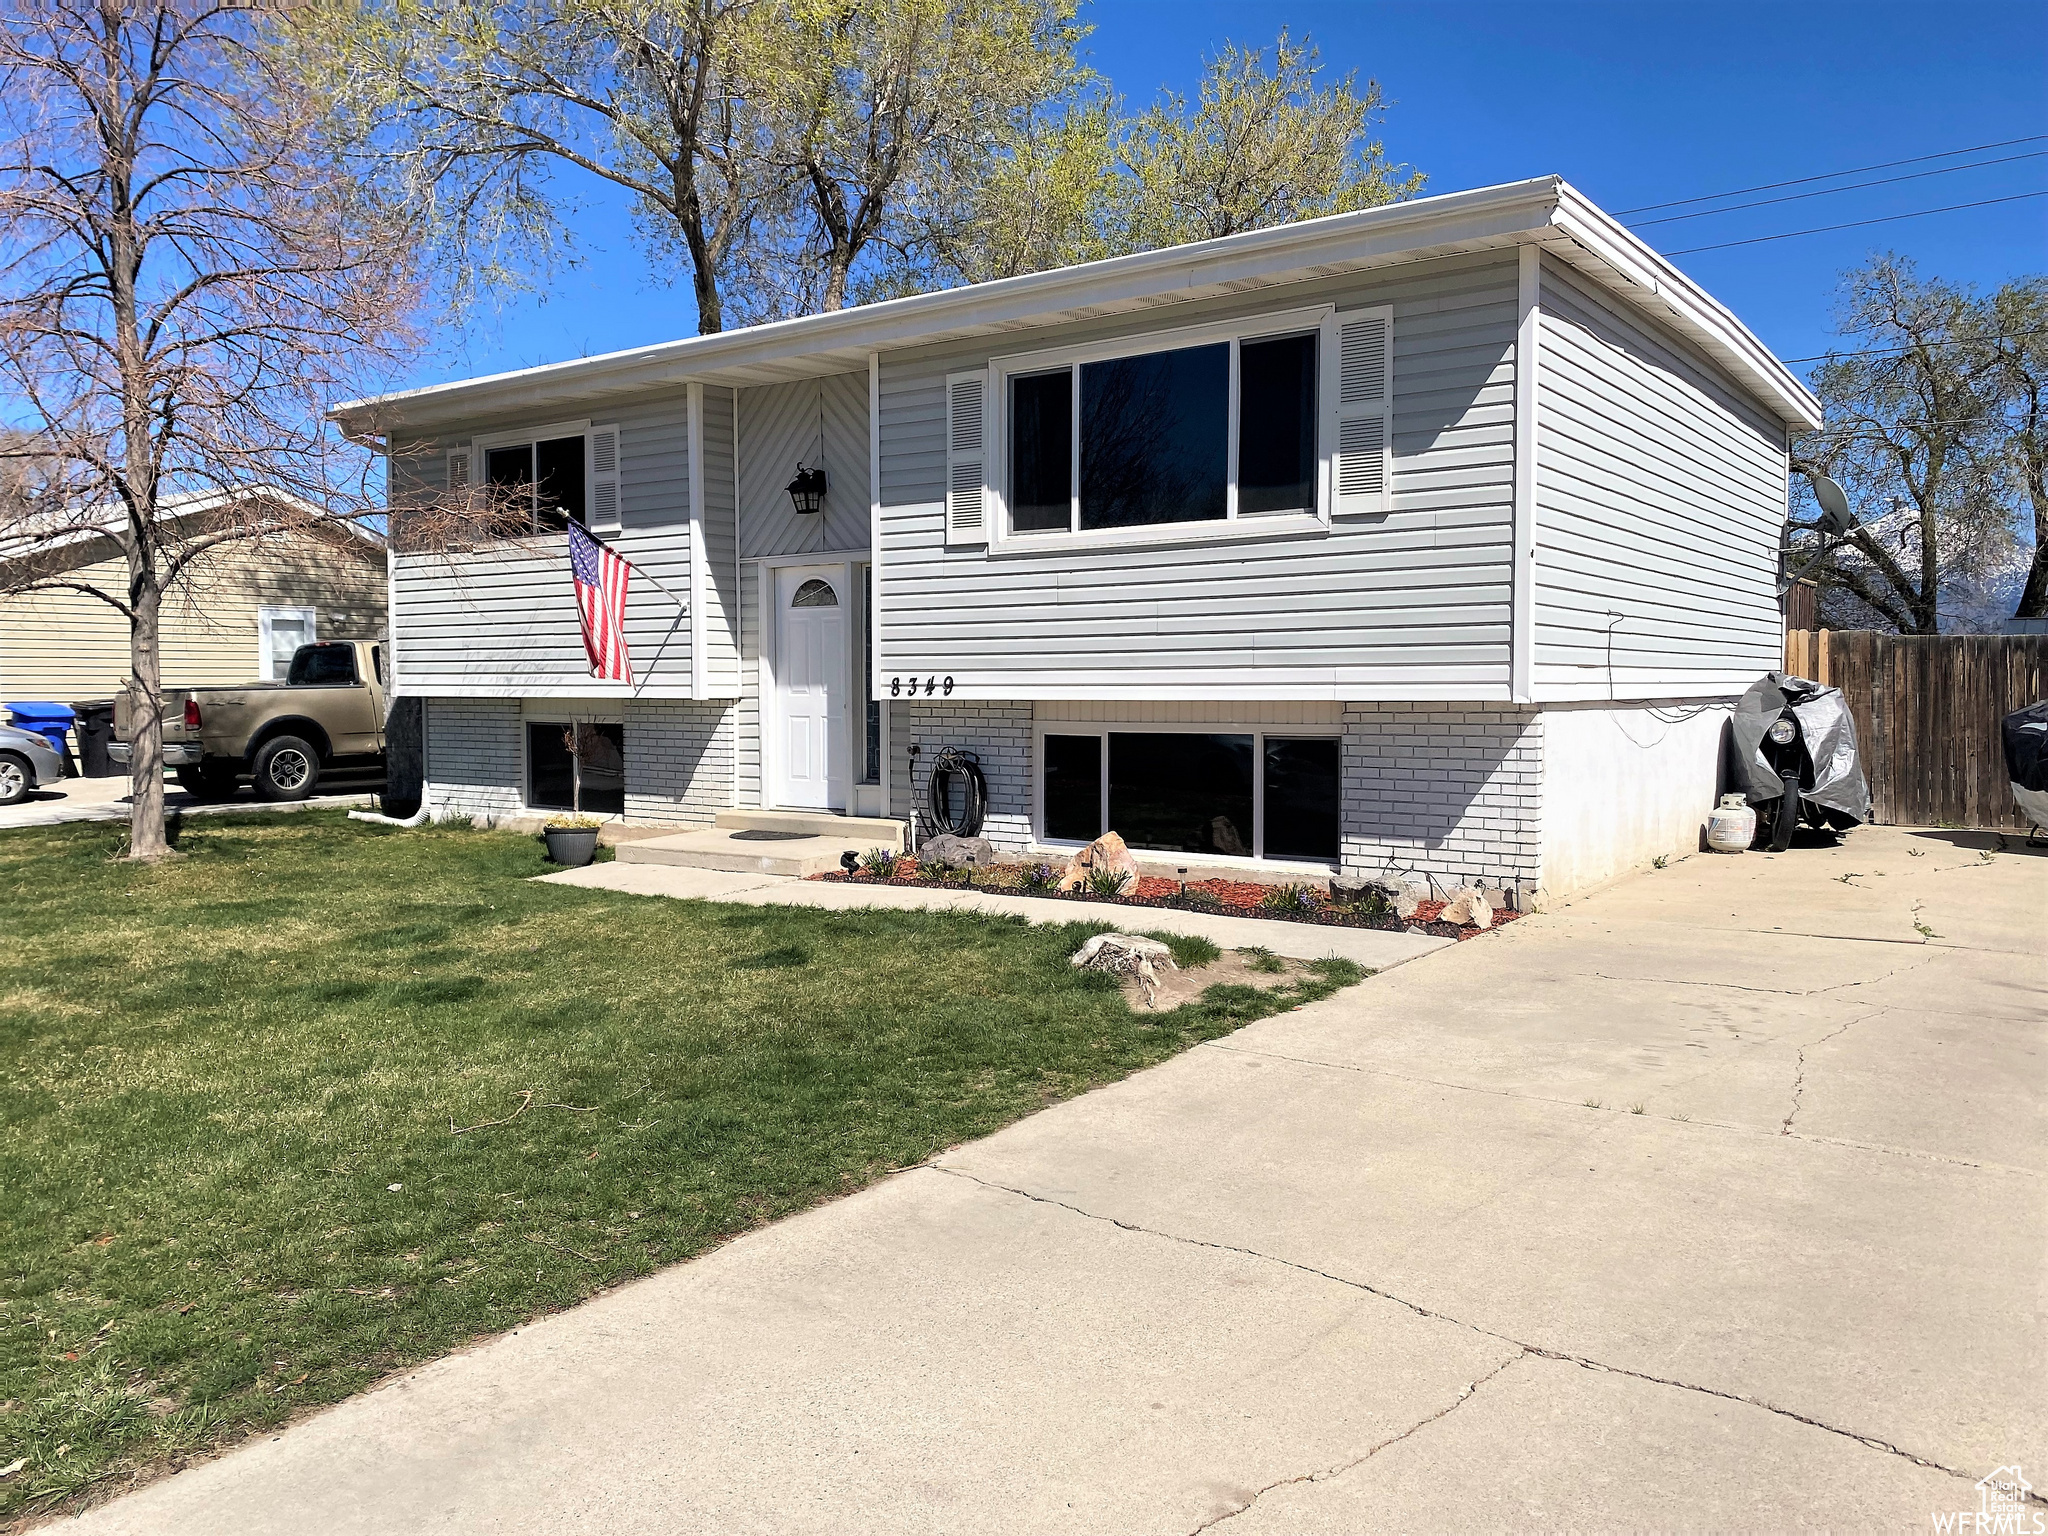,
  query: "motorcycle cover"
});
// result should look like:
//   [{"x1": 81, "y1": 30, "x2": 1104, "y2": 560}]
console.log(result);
[
  {"x1": 1732, "y1": 672, "x2": 1871, "y2": 828},
  {"x1": 2002, "y1": 699, "x2": 2048, "y2": 829}
]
